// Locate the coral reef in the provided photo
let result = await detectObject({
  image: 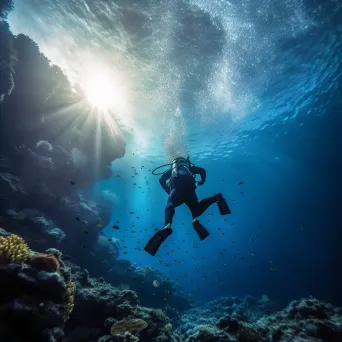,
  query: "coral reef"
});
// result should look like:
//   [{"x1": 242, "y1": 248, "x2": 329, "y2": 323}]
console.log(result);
[
  {"x1": 1, "y1": 231, "x2": 341, "y2": 342},
  {"x1": 173, "y1": 295, "x2": 342, "y2": 342},
  {"x1": 64, "y1": 281, "x2": 76, "y2": 321},
  {"x1": 259, "y1": 297, "x2": 342, "y2": 342},
  {"x1": 182, "y1": 324, "x2": 230, "y2": 342},
  {"x1": 0, "y1": 233, "x2": 29, "y2": 264},
  {"x1": 0, "y1": 229, "x2": 73, "y2": 341},
  {"x1": 28, "y1": 253, "x2": 60, "y2": 272},
  {"x1": 63, "y1": 264, "x2": 178, "y2": 341},
  {"x1": 110, "y1": 317, "x2": 148, "y2": 336}
]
